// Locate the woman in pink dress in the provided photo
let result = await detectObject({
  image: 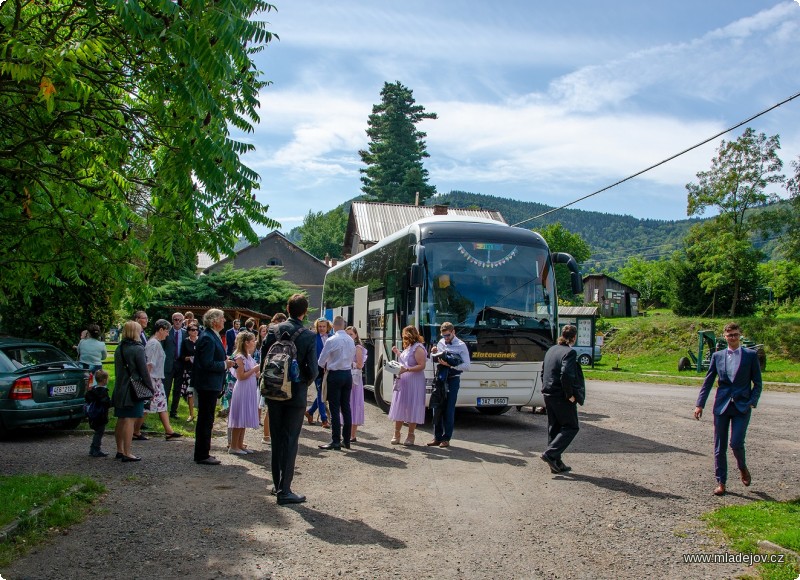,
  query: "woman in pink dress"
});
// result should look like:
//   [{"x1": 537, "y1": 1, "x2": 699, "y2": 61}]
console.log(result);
[
  {"x1": 388, "y1": 326, "x2": 427, "y2": 446},
  {"x1": 227, "y1": 331, "x2": 261, "y2": 455},
  {"x1": 345, "y1": 326, "x2": 367, "y2": 442}
]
